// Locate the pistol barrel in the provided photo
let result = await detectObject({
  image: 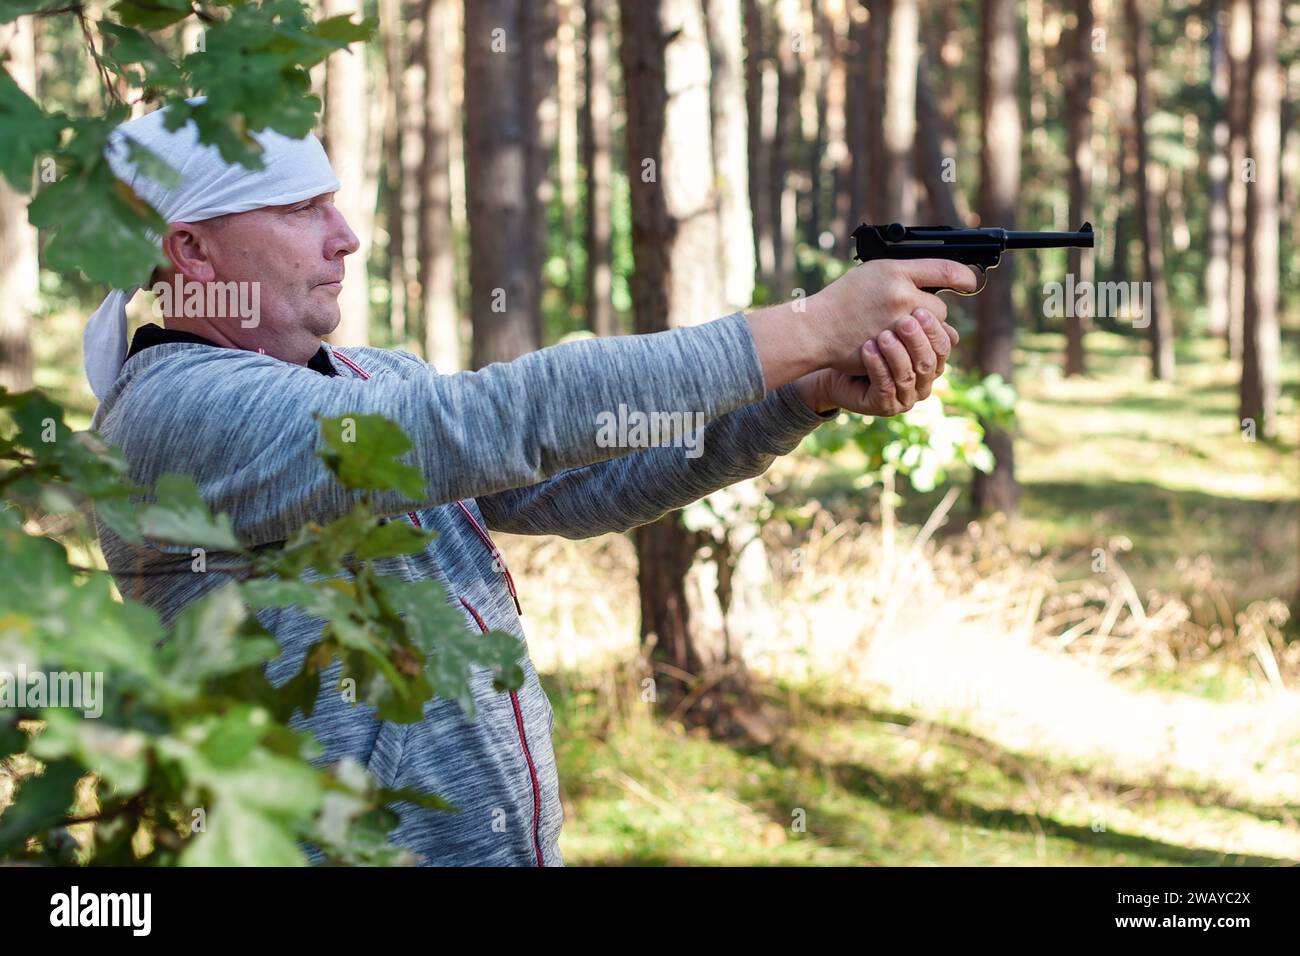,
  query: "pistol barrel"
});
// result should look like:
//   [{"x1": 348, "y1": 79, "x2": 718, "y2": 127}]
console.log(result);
[{"x1": 1003, "y1": 222, "x2": 1094, "y2": 249}]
